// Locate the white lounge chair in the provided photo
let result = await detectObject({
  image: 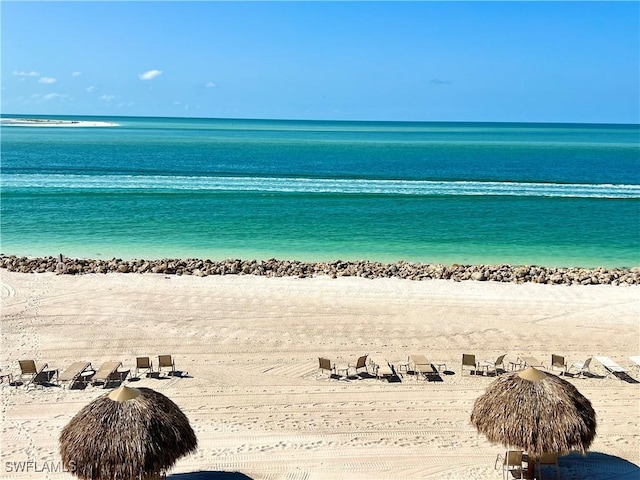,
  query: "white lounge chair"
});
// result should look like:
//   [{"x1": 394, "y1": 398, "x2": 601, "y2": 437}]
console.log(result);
[
  {"x1": 479, "y1": 354, "x2": 506, "y2": 376},
  {"x1": 594, "y1": 356, "x2": 627, "y2": 379},
  {"x1": 368, "y1": 356, "x2": 394, "y2": 381},
  {"x1": 519, "y1": 356, "x2": 545, "y2": 370},
  {"x1": 409, "y1": 354, "x2": 437, "y2": 381},
  {"x1": 568, "y1": 357, "x2": 592, "y2": 378}
]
